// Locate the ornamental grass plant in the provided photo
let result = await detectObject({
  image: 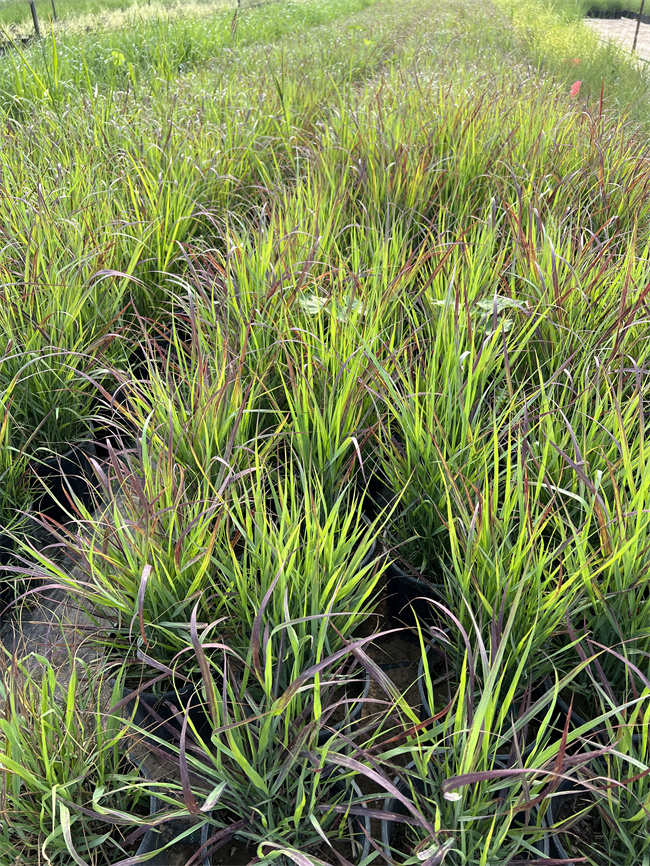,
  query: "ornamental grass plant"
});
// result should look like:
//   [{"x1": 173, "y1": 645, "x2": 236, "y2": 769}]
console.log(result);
[
  {"x1": 25, "y1": 445, "x2": 385, "y2": 677},
  {"x1": 0, "y1": 656, "x2": 166, "y2": 865},
  {"x1": 130, "y1": 616, "x2": 382, "y2": 866}
]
